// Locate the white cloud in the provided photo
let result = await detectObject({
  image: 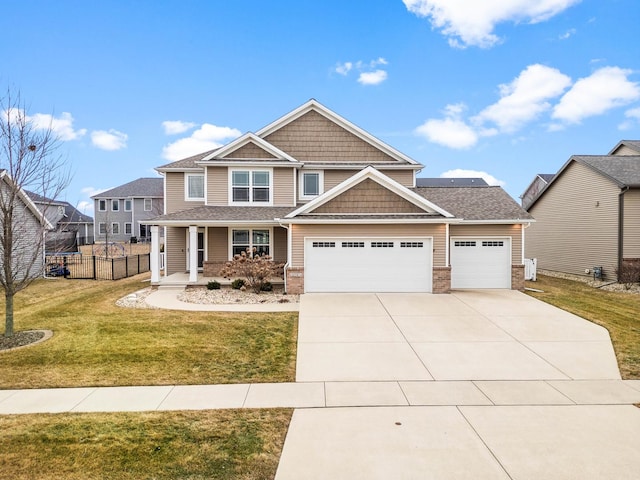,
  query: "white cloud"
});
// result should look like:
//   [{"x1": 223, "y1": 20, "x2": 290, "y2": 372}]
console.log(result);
[
  {"x1": 2, "y1": 109, "x2": 87, "y2": 141},
  {"x1": 81, "y1": 186, "x2": 109, "y2": 197},
  {"x1": 552, "y1": 67, "x2": 640, "y2": 124},
  {"x1": 415, "y1": 103, "x2": 478, "y2": 149},
  {"x1": 162, "y1": 120, "x2": 197, "y2": 135},
  {"x1": 440, "y1": 168, "x2": 505, "y2": 186},
  {"x1": 162, "y1": 123, "x2": 241, "y2": 161},
  {"x1": 91, "y1": 129, "x2": 128, "y2": 151},
  {"x1": 618, "y1": 106, "x2": 640, "y2": 130},
  {"x1": 30, "y1": 112, "x2": 87, "y2": 141},
  {"x1": 559, "y1": 28, "x2": 576, "y2": 40},
  {"x1": 334, "y1": 57, "x2": 389, "y2": 85},
  {"x1": 76, "y1": 200, "x2": 93, "y2": 214},
  {"x1": 358, "y1": 70, "x2": 388, "y2": 85},
  {"x1": 335, "y1": 62, "x2": 353, "y2": 75},
  {"x1": 474, "y1": 64, "x2": 571, "y2": 132},
  {"x1": 403, "y1": 0, "x2": 581, "y2": 48}
]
